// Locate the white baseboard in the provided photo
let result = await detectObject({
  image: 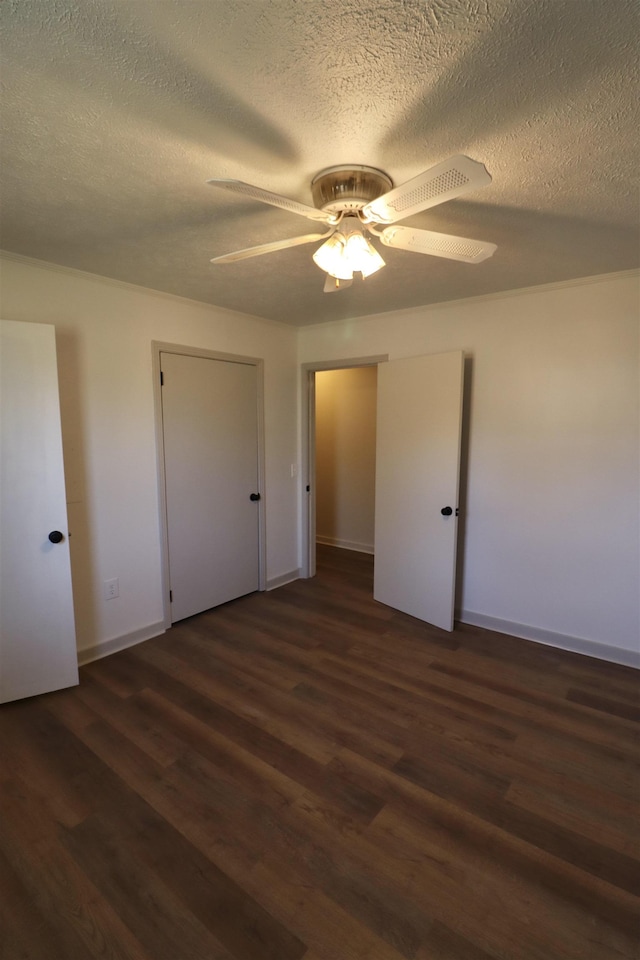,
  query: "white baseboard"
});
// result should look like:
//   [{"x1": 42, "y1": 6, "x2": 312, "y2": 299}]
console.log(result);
[
  {"x1": 266, "y1": 569, "x2": 301, "y2": 591},
  {"x1": 459, "y1": 610, "x2": 640, "y2": 669},
  {"x1": 316, "y1": 536, "x2": 374, "y2": 555},
  {"x1": 77, "y1": 621, "x2": 166, "y2": 667},
  {"x1": 74, "y1": 608, "x2": 638, "y2": 672}
]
